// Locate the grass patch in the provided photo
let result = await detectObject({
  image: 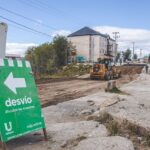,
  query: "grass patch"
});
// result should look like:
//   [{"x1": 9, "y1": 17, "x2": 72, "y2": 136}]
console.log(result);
[
  {"x1": 95, "y1": 112, "x2": 113, "y2": 124},
  {"x1": 92, "y1": 112, "x2": 150, "y2": 149},
  {"x1": 96, "y1": 112, "x2": 120, "y2": 135},
  {"x1": 109, "y1": 87, "x2": 123, "y2": 93},
  {"x1": 107, "y1": 120, "x2": 119, "y2": 135}
]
